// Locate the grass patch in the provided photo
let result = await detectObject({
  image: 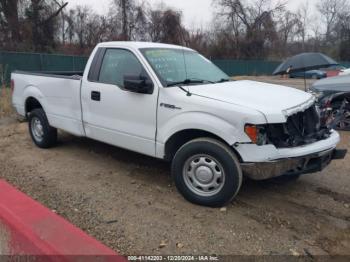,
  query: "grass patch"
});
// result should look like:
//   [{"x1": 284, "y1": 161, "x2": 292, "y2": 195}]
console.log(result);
[{"x1": 0, "y1": 87, "x2": 14, "y2": 118}]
